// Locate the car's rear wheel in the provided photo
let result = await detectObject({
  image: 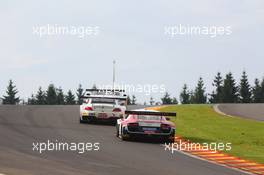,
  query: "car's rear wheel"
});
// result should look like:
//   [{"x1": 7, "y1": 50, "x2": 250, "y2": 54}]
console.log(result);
[
  {"x1": 169, "y1": 135, "x2": 175, "y2": 143},
  {"x1": 116, "y1": 124, "x2": 119, "y2": 137},
  {"x1": 163, "y1": 133, "x2": 175, "y2": 143},
  {"x1": 163, "y1": 136, "x2": 172, "y2": 143},
  {"x1": 121, "y1": 127, "x2": 129, "y2": 141},
  {"x1": 170, "y1": 130, "x2": 175, "y2": 143},
  {"x1": 120, "y1": 127, "x2": 130, "y2": 141},
  {"x1": 80, "y1": 116, "x2": 93, "y2": 124},
  {"x1": 121, "y1": 133, "x2": 126, "y2": 141},
  {"x1": 80, "y1": 118, "x2": 85, "y2": 124},
  {"x1": 86, "y1": 117, "x2": 93, "y2": 123}
]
